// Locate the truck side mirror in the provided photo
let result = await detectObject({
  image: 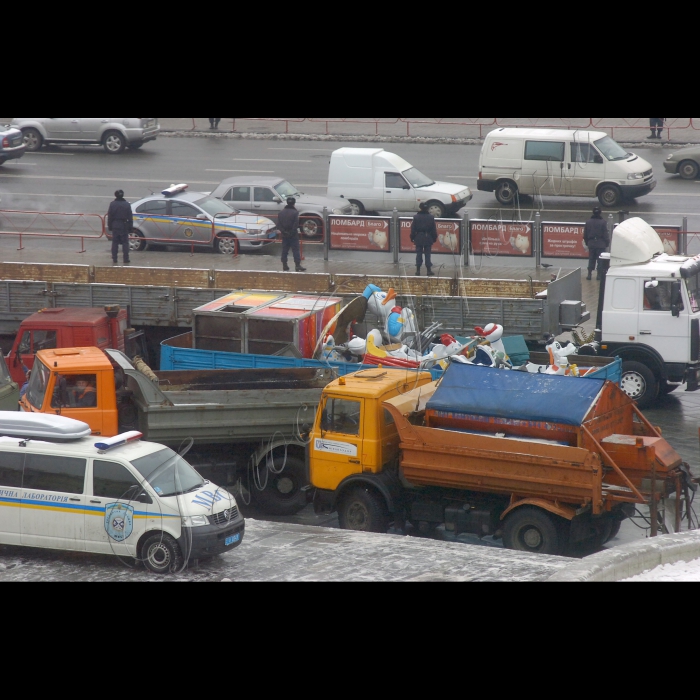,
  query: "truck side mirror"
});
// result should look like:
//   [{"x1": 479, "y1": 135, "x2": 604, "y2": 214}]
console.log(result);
[{"x1": 671, "y1": 280, "x2": 683, "y2": 318}]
